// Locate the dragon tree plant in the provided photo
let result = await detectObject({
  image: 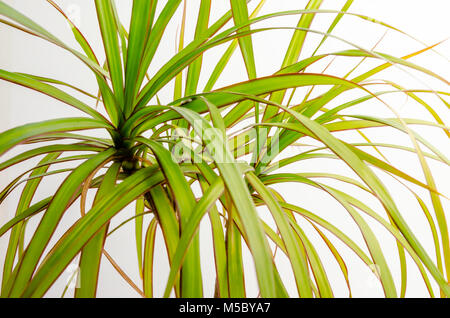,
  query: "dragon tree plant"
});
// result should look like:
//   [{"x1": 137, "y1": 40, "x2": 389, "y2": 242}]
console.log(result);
[{"x1": 0, "y1": 0, "x2": 449, "y2": 298}]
